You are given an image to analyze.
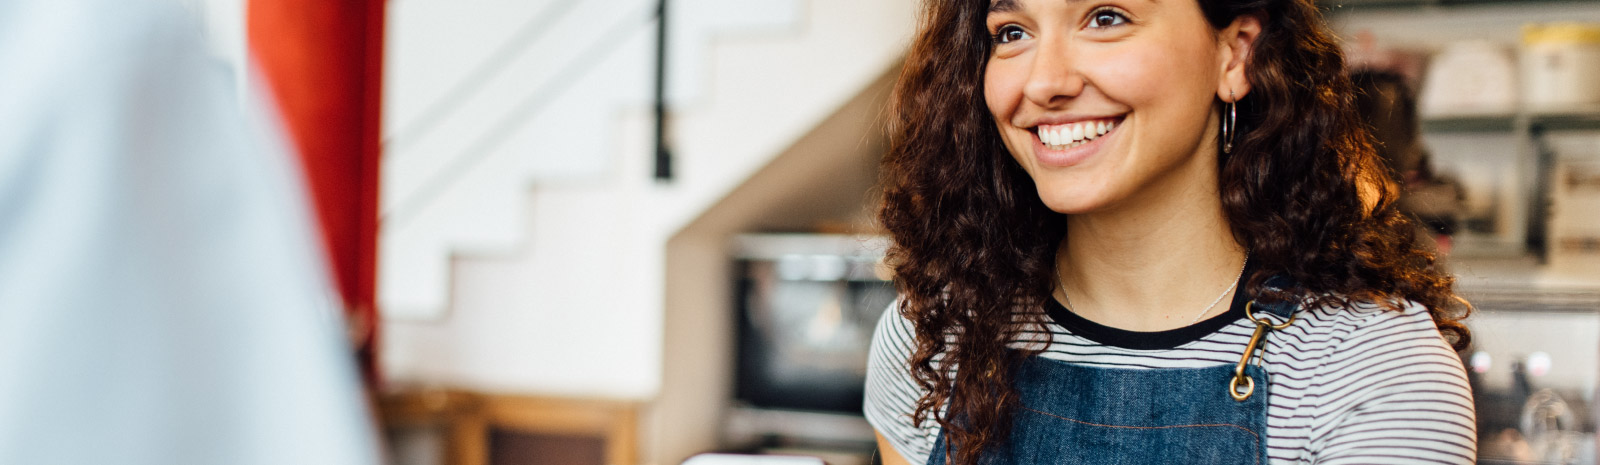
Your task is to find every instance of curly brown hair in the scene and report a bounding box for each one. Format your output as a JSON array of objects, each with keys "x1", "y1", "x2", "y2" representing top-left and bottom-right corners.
[{"x1": 876, "y1": 0, "x2": 1472, "y2": 463}]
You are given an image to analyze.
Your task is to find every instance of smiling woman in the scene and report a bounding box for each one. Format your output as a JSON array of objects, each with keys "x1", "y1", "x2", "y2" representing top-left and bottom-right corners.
[{"x1": 865, "y1": 0, "x2": 1475, "y2": 464}]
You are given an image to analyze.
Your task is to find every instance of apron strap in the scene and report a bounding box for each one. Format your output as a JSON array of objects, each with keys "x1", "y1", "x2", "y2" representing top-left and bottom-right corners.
[
  {"x1": 1229, "y1": 275, "x2": 1303, "y2": 401},
  {"x1": 1249, "y1": 274, "x2": 1302, "y2": 321}
]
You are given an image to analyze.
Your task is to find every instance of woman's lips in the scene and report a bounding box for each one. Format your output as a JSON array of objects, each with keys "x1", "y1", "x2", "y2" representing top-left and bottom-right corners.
[{"x1": 1031, "y1": 117, "x2": 1121, "y2": 167}]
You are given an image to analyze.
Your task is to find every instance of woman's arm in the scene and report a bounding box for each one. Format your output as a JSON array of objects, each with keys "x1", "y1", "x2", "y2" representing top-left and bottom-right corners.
[
  {"x1": 865, "y1": 303, "x2": 935, "y2": 465},
  {"x1": 876, "y1": 431, "x2": 914, "y2": 465}
]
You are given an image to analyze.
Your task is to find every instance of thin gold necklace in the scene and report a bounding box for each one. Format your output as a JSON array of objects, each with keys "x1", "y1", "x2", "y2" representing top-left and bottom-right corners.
[{"x1": 1055, "y1": 256, "x2": 1248, "y2": 326}]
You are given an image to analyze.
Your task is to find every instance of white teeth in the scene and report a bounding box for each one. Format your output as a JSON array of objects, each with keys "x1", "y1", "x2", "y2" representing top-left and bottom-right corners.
[{"x1": 1040, "y1": 119, "x2": 1117, "y2": 148}]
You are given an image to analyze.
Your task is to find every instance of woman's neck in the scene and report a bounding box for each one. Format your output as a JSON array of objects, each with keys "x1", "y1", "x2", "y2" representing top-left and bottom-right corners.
[{"x1": 1055, "y1": 173, "x2": 1246, "y2": 332}]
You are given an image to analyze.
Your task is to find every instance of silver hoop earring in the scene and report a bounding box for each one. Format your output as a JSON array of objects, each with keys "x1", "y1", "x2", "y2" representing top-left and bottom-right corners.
[{"x1": 1222, "y1": 91, "x2": 1236, "y2": 154}]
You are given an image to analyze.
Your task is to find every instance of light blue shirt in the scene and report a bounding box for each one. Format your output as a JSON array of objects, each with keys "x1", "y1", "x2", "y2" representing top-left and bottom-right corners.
[{"x1": 0, "y1": 1, "x2": 380, "y2": 463}]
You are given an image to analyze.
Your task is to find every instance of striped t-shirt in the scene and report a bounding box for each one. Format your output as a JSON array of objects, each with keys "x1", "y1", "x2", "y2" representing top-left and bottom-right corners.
[{"x1": 863, "y1": 292, "x2": 1476, "y2": 464}]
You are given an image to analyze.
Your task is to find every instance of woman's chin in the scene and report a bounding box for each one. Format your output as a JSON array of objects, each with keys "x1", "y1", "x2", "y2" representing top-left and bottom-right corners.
[{"x1": 1036, "y1": 187, "x2": 1111, "y2": 215}]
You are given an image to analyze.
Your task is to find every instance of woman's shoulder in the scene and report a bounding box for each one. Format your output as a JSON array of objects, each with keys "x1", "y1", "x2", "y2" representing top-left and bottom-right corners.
[
  {"x1": 1287, "y1": 299, "x2": 1476, "y2": 461},
  {"x1": 1288, "y1": 297, "x2": 1449, "y2": 342},
  {"x1": 1274, "y1": 297, "x2": 1465, "y2": 385},
  {"x1": 1286, "y1": 297, "x2": 1470, "y2": 408}
]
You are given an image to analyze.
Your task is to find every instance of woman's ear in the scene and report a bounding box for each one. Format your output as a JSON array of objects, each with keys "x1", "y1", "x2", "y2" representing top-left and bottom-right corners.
[{"x1": 1217, "y1": 13, "x2": 1263, "y2": 101}]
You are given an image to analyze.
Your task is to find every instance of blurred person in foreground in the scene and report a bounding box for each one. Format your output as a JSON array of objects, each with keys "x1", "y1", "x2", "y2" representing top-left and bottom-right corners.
[{"x1": 0, "y1": 1, "x2": 380, "y2": 464}]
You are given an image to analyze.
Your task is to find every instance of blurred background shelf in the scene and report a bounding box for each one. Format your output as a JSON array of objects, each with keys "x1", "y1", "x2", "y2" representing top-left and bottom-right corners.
[{"x1": 1425, "y1": 105, "x2": 1600, "y2": 133}]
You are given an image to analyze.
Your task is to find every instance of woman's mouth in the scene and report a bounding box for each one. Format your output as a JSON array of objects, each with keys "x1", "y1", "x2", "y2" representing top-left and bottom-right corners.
[
  {"x1": 1034, "y1": 117, "x2": 1120, "y2": 151},
  {"x1": 1027, "y1": 116, "x2": 1123, "y2": 168}
]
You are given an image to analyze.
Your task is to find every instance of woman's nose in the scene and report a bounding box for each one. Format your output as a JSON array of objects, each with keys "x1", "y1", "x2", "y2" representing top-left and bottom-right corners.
[{"x1": 1022, "y1": 39, "x2": 1085, "y2": 108}]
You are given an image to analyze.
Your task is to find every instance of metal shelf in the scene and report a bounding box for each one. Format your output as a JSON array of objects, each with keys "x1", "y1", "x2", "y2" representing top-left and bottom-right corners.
[
  {"x1": 1424, "y1": 105, "x2": 1600, "y2": 133},
  {"x1": 1422, "y1": 112, "x2": 1519, "y2": 133},
  {"x1": 1460, "y1": 286, "x2": 1600, "y2": 313}
]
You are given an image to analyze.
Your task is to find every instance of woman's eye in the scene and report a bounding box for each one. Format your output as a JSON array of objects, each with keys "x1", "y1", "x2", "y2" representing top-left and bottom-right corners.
[
  {"x1": 1087, "y1": 10, "x2": 1128, "y2": 28},
  {"x1": 992, "y1": 24, "x2": 1031, "y2": 44}
]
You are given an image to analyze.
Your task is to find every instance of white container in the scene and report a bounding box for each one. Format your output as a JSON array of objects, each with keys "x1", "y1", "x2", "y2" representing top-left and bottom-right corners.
[
  {"x1": 1543, "y1": 134, "x2": 1600, "y2": 278},
  {"x1": 1521, "y1": 23, "x2": 1600, "y2": 109},
  {"x1": 1548, "y1": 158, "x2": 1600, "y2": 277},
  {"x1": 1420, "y1": 41, "x2": 1519, "y2": 117}
]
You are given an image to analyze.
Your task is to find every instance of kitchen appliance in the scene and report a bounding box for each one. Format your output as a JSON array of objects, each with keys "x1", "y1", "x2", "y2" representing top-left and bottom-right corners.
[{"x1": 725, "y1": 234, "x2": 894, "y2": 452}]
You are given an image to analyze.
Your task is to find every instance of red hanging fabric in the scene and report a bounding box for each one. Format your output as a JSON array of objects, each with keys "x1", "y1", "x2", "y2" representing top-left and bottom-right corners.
[{"x1": 248, "y1": 0, "x2": 386, "y2": 385}]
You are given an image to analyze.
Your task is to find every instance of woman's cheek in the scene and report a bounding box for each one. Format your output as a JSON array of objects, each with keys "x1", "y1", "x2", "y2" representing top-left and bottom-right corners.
[
  {"x1": 984, "y1": 61, "x2": 1032, "y2": 160},
  {"x1": 1083, "y1": 48, "x2": 1160, "y2": 104},
  {"x1": 984, "y1": 62, "x2": 1024, "y2": 125}
]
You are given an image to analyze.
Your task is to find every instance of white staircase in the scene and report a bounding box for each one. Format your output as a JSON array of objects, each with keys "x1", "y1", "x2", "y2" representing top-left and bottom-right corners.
[
  {"x1": 379, "y1": 0, "x2": 913, "y2": 462},
  {"x1": 379, "y1": 0, "x2": 908, "y2": 318}
]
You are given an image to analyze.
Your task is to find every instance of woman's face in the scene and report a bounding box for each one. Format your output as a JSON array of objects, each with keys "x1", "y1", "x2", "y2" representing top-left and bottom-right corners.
[{"x1": 984, "y1": 0, "x2": 1244, "y2": 214}]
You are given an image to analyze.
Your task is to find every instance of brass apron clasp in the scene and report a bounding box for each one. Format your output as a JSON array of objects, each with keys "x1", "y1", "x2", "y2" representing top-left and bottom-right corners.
[{"x1": 1229, "y1": 301, "x2": 1296, "y2": 401}]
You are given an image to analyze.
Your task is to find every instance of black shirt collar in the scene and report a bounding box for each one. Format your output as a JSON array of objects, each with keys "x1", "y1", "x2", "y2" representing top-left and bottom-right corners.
[{"x1": 1043, "y1": 264, "x2": 1256, "y2": 351}]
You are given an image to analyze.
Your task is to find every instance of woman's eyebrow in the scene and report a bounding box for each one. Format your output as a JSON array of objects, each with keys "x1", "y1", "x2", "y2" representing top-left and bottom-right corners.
[{"x1": 989, "y1": 0, "x2": 1020, "y2": 13}]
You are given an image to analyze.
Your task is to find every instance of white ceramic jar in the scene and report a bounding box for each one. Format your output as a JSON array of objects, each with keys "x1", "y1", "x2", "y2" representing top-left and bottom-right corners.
[{"x1": 1419, "y1": 41, "x2": 1519, "y2": 116}]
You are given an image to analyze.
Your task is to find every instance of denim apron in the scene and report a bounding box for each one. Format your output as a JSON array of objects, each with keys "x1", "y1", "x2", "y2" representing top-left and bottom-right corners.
[{"x1": 926, "y1": 297, "x2": 1299, "y2": 465}]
